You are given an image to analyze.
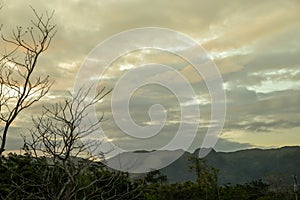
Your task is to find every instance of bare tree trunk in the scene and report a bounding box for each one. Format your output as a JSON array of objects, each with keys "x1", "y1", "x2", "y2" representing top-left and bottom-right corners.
[{"x1": 0, "y1": 7, "x2": 56, "y2": 154}]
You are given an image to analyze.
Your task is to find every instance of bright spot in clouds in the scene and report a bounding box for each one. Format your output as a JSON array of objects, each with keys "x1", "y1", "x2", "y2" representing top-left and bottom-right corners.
[{"x1": 1, "y1": 0, "x2": 300, "y2": 152}]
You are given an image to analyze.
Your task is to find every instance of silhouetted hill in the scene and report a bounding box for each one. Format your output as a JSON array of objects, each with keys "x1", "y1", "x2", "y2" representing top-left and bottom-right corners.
[
  {"x1": 109, "y1": 146, "x2": 300, "y2": 185},
  {"x1": 160, "y1": 146, "x2": 300, "y2": 184}
]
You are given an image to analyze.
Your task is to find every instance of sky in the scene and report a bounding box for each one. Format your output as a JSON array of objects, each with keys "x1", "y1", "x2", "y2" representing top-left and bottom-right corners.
[{"x1": 0, "y1": 0, "x2": 300, "y2": 153}]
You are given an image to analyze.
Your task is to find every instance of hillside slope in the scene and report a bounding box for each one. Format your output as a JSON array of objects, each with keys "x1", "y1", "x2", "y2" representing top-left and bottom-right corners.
[{"x1": 160, "y1": 146, "x2": 300, "y2": 184}]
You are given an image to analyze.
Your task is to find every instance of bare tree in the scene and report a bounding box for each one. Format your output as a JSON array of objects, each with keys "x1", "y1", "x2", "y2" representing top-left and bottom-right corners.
[
  {"x1": 23, "y1": 87, "x2": 111, "y2": 161},
  {"x1": 19, "y1": 87, "x2": 141, "y2": 199},
  {"x1": 0, "y1": 7, "x2": 56, "y2": 155}
]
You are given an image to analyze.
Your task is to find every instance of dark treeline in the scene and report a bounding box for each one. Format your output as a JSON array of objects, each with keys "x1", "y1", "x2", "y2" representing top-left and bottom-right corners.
[
  {"x1": 0, "y1": 153, "x2": 298, "y2": 200},
  {"x1": 0, "y1": 7, "x2": 299, "y2": 200}
]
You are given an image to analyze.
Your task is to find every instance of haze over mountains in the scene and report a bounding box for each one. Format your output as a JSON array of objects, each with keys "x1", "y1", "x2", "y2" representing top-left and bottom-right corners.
[
  {"x1": 109, "y1": 146, "x2": 300, "y2": 185},
  {"x1": 163, "y1": 146, "x2": 300, "y2": 184}
]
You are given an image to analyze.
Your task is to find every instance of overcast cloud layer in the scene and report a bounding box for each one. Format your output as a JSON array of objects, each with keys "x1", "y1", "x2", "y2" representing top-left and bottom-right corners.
[{"x1": 0, "y1": 0, "x2": 299, "y2": 153}]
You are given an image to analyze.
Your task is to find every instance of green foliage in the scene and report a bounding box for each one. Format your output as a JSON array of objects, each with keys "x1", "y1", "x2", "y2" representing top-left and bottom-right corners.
[
  {"x1": 141, "y1": 156, "x2": 295, "y2": 200},
  {"x1": 188, "y1": 155, "x2": 220, "y2": 199},
  {"x1": 144, "y1": 169, "x2": 168, "y2": 185},
  {"x1": 0, "y1": 154, "x2": 296, "y2": 199},
  {"x1": 0, "y1": 154, "x2": 141, "y2": 199},
  {"x1": 159, "y1": 147, "x2": 300, "y2": 184},
  {"x1": 219, "y1": 180, "x2": 270, "y2": 200}
]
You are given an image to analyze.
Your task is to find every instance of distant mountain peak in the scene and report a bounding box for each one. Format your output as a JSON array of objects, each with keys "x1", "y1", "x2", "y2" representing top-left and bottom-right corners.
[{"x1": 193, "y1": 147, "x2": 216, "y2": 156}]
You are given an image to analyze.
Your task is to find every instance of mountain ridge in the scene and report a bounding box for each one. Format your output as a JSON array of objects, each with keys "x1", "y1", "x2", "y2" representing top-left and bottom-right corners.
[
  {"x1": 161, "y1": 146, "x2": 300, "y2": 184},
  {"x1": 111, "y1": 146, "x2": 300, "y2": 184}
]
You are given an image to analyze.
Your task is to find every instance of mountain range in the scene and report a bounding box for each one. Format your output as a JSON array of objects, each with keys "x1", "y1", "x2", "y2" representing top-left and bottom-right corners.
[
  {"x1": 108, "y1": 146, "x2": 300, "y2": 185},
  {"x1": 161, "y1": 146, "x2": 300, "y2": 184}
]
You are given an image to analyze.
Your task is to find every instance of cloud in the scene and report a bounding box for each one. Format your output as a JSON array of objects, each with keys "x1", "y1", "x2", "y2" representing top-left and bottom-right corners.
[
  {"x1": 214, "y1": 138, "x2": 254, "y2": 152},
  {"x1": 1, "y1": 0, "x2": 300, "y2": 152}
]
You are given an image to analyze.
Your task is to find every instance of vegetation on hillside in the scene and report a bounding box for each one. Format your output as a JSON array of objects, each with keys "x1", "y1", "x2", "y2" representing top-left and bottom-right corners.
[
  {"x1": 0, "y1": 7, "x2": 299, "y2": 200},
  {"x1": 0, "y1": 153, "x2": 298, "y2": 199}
]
